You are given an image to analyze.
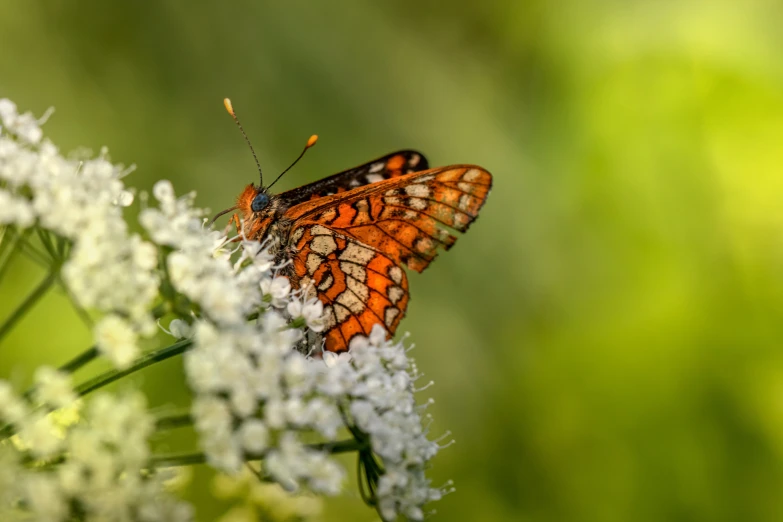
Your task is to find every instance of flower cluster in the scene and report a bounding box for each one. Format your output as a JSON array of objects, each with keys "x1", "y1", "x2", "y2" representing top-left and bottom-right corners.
[
  {"x1": 0, "y1": 99, "x2": 158, "y2": 368},
  {"x1": 0, "y1": 98, "x2": 451, "y2": 521},
  {"x1": 0, "y1": 370, "x2": 192, "y2": 522}
]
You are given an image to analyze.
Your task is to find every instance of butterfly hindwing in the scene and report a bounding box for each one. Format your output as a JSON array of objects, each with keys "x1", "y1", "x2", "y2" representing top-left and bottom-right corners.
[
  {"x1": 279, "y1": 150, "x2": 428, "y2": 206},
  {"x1": 290, "y1": 225, "x2": 409, "y2": 353},
  {"x1": 286, "y1": 165, "x2": 492, "y2": 352}
]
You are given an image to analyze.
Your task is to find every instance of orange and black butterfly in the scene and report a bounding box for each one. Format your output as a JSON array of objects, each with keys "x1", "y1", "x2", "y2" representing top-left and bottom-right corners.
[{"x1": 216, "y1": 99, "x2": 492, "y2": 353}]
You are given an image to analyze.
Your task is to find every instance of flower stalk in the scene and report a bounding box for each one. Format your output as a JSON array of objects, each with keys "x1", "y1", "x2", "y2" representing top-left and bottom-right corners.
[
  {"x1": 0, "y1": 268, "x2": 58, "y2": 344},
  {"x1": 150, "y1": 438, "x2": 366, "y2": 469},
  {"x1": 74, "y1": 339, "x2": 193, "y2": 396}
]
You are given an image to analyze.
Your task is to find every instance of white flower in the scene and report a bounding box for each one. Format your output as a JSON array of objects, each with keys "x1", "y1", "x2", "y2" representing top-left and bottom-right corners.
[
  {"x1": 261, "y1": 276, "x2": 292, "y2": 308},
  {"x1": 33, "y1": 366, "x2": 76, "y2": 408},
  {"x1": 0, "y1": 98, "x2": 17, "y2": 126},
  {"x1": 94, "y1": 314, "x2": 139, "y2": 368},
  {"x1": 287, "y1": 295, "x2": 325, "y2": 332},
  {"x1": 322, "y1": 350, "x2": 351, "y2": 369},
  {"x1": 24, "y1": 474, "x2": 67, "y2": 521},
  {"x1": 18, "y1": 411, "x2": 63, "y2": 458},
  {"x1": 265, "y1": 434, "x2": 344, "y2": 495},
  {"x1": 238, "y1": 419, "x2": 269, "y2": 454},
  {"x1": 152, "y1": 179, "x2": 175, "y2": 202},
  {"x1": 168, "y1": 318, "x2": 193, "y2": 339},
  {"x1": 0, "y1": 189, "x2": 35, "y2": 227},
  {"x1": 0, "y1": 380, "x2": 28, "y2": 423}
]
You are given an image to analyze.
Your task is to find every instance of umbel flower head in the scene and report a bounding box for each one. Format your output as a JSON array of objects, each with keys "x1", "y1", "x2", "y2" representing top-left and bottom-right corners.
[{"x1": 0, "y1": 98, "x2": 452, "y2": 521}]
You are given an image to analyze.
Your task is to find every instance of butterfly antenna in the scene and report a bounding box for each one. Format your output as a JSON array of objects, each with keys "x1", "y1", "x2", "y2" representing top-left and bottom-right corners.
[
  {"x1": 266, "y1": 134, "x2": 318, "y2": 191},
  {"x1": 224, "y1": 98, "x2": 264, "y2": 186}
]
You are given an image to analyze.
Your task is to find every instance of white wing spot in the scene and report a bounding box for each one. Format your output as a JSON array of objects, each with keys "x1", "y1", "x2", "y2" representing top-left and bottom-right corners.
[
  {"x1": 389, "y1": 266, "x2": 403, "y2": 285},
  {"x1": 346, "y1": 276, "x2": 369, "y2": 301},
  {"x1": 405, "y1": 209, "x2": 418, "y2": 219},
  {"x1": 311, "y1": 235, "x2": 337, "y2": 256},
  {"x1": 454, "y1": 213, "x2": 470, "y2": 228},
  {"x1": 410, "y1": 198, "x2": 427, "y2": 211},
  {"x1": 334, "y1": 303, "x2": 350, "y2": 323},
  {"x1": 369, "y1": 162, "x2": 385, "y2": 173},
  {"x1": 458, "y1": 182, "x2": 472, "y2": 193},
  {"x1": 311, "y1": 225, "x2": 333, "y2": 236},
  {"x1": 306, "y1": 253, "x2": 322, "y2": 275},
  {"x1": 463, "y1": 168, "x2": 482, "y2": 182},
  {"x1": 323, "y1": 306, "x2": 336, "y2": 329},
  {"x1": 418, "y1": 174, "x2": 435, "y2": 182},
  {"x1": 291, "y1": 228, "x2": 305, "y2": 244},
  {"x1": 405, "y1": 184, "x2": 430, "y2": 198},
  {"x1": 340, "y1": 261, "x2": 367, "y2": 282},
  {"x1": 385, "y1": 307, "x2": 400, "y2": 327},
  {"x1": 303, "y1": 282, "x2": 317, "y2": 300},
  {"x1": 349, "y1": 179, "x2": 360, "y2": 187},
  {"x1": 339, "y1": 242, "x2": 375, "y2": 264},
  {"x1": 320, "y1": 208, "x2": 337, "y2": 222},
  {"x1": 416, "y1": 237, "x2": 434, "y2": 253},
  {"x1": 366, "y1": 174, "x2": 384, "y2": 183},
  {"x1": 388, "y1": 285, "x2": 404, "y2": 304},
  {"x1": 410, "y1": 154, "x2": 421, "y2": 167},
  {"x1": 458, "y1": 194, "x2": 471, "y2": 211},
  {"x1": 384, "y1": 196, "x2": 402, "y2": 206},
  {"x1": 336, "y1": 291, "x2": 365, "y2": 314}
]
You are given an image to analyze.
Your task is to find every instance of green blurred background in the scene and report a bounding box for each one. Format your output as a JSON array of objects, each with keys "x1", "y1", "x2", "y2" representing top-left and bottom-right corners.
[{"x1": 3, "y1": 1, "x2": 783, "y2": 521}]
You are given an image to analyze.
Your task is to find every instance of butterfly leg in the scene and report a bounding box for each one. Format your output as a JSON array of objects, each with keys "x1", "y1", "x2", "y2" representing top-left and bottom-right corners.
[{"x1": 224, "y1": 213, "x2": 242, "y2": 241}]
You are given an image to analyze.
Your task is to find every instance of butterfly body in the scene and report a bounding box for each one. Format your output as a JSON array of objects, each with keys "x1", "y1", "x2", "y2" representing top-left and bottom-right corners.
[{"x1": 235, "y1": 151, "x2": 492, "y2": 352}]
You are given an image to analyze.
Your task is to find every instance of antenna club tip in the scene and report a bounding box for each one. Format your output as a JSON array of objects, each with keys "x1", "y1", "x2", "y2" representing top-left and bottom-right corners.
[
  {"x1": 223, "y1": 98, "x2": 235, "y2": 116},
  {"x1": 307, "y1": 134, "x2": 318, "y2": 148}
]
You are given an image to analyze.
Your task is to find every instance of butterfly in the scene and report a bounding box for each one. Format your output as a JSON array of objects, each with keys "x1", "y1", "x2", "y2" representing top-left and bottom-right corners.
[{"x1": 216, "y1": 99, "x2": 492, "y2": 353}]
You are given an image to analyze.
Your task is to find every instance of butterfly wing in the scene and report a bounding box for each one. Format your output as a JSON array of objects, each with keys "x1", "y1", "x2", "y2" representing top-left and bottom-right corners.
[
  {"x1": 278, "y1": 150, "x2": 428, "y2": 206},
  {"x1": 291, "y1": 225, "x2": 410, "y2": 352},
  {"x1": 286, "y1": 165, "x2": 492, "y2": 352}
]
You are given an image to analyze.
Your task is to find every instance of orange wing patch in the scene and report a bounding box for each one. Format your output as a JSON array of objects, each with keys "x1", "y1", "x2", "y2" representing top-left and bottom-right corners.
[
  {"x1": 288, "y1": 166, "x2": 492, "y2": 273},
  {"x1": 290, "y1": 225, "x2": 409, "y2": 353}
]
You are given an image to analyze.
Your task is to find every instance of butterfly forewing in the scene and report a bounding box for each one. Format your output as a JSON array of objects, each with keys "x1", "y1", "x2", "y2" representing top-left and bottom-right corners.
[
  {"x1": 279, "y1": 150, "x2": 428, "y2": 206},
  {"x1": 286, "y1": 165, "x2": 492, "y2": 351}
]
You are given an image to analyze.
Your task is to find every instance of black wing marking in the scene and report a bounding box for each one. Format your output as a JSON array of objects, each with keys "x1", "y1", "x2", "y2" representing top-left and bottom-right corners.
[{"x1": 279, "y1": 150, "x2": 428, "y2": 206}]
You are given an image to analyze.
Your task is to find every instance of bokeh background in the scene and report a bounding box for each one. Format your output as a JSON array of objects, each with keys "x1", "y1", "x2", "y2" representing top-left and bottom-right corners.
[{"x1": 2, "y1": 1, "x2": 783, "y2": 521}]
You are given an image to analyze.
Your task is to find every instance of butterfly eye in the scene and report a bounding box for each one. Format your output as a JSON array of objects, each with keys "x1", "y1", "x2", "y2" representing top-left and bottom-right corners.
[{"x1": 251, "y1": 192, "x2": 270, "y2": 212}]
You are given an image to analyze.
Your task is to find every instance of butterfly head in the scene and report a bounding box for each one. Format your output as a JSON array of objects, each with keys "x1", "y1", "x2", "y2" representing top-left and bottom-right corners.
[
  {"x1": 237, "y1": 184, "x2": 276, "y2": 218},
  {"x1": 250, "y1": 190, "x2": 270, "y2": 212},
  {"x1": 211, "y1": 99, "x2": 318, "y2": 238}
]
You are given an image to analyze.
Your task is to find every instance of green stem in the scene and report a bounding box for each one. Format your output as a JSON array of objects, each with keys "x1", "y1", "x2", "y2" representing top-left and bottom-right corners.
[
  {"x1": 149, "y1": 438, "x2": 366, "y2": 469},
  {"x1": 0, "y1": 271, "x2": 58, "y2": 345},
  {"x1": 154, "y1": 411, "x2": 193, "y2": 431},
  {"x1": 0, "y1": 227, "x2": 23, "y2": 282},
  {"x1": 74, "y1": 339, "x2": 193, "y2": 397},
  {"x1": 18, "y1": 239, "x2": 50, "y2": 267},
  {"x1": 35, "y1": 228, "x2": 57, "y2": 261},
  {"x1": 58, "y1": 346, "x2": 100, "y2": 374},
  {"x1": 0, "y1": 339, "x2": 193, "y2": 441},
  {"x1": 19, "y1": 346, "x2": 100, "y2": 402}
]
